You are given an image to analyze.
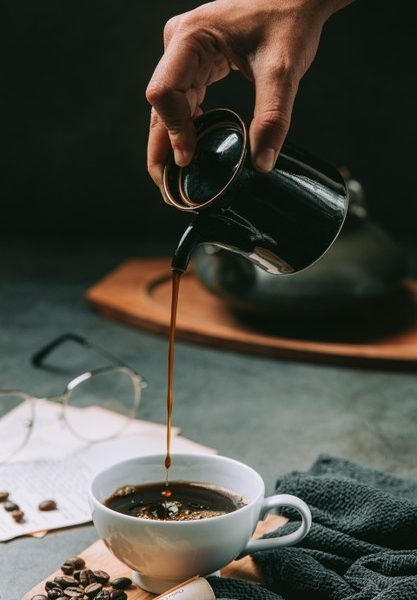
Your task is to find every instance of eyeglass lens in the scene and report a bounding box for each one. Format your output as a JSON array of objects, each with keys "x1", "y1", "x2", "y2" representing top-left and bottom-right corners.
[
  {"x1": 64, "y1": 369, "x2": 139, "y2": 442},
  {"x1": 0, "y1": 393, "x2": 33, "y2": 462}
]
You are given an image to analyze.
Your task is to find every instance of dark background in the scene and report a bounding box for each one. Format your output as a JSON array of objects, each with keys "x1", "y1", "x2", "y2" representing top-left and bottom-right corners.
[{"x1": 1, "y1": 0, "x2": 416, "y2": 241}]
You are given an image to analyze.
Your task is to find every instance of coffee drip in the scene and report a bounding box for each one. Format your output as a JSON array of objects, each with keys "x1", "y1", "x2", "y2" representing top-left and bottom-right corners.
[{"x1": 164, "y1": 269, "x2": 181, "y2": 488}]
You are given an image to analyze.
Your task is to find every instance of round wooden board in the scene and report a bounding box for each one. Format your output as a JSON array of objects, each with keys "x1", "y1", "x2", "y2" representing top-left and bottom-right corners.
[{"x1": 86, "y1": 258, "x2": 417, "y2": 370}]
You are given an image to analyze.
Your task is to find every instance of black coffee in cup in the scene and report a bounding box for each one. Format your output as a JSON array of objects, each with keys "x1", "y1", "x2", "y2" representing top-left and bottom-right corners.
[{"x1": 104, "y1": 481, "x2": 245, "y2": 521}]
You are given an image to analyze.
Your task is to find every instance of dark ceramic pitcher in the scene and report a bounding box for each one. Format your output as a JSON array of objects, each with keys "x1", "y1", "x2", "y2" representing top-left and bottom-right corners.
[{"x1": 162, "y1": 108, "x2": 349, "y2": 274}]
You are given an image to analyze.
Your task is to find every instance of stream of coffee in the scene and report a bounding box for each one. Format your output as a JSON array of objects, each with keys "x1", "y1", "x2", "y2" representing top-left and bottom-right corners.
[{"x1": 163, "y1": 269, "x2": 182, "y2": 497}]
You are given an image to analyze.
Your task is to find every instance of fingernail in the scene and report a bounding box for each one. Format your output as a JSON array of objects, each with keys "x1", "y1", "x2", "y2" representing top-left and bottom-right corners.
[
  {"x1": 254, "y1": 148, "x2": 276, "y2": 173},
  {"x1": 174, "y1": 147, "x2": 187, "y2": 167}
]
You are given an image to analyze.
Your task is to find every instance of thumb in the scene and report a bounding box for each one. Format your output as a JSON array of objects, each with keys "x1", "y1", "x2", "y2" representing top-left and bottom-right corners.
[{"x1": 250, "y1": 64, "x2": 299, "y2": 173}]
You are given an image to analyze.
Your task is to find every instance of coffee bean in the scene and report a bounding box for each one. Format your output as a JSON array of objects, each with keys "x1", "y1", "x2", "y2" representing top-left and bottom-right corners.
[
  {"x1": 39, "y1": 499, "x2": 57, "y2": 511},
  {"x1": 110, "y1": 578, "x2": 131, "y2": 591},
  {"x1": 11, "y1": 509, "x2": 25, "y2": 522},
  {"x1": 67, "y1": 556, "x2": 86, "y2": 570},
  {"x1": 54, "y1": 575, "x2": 78, "y2": 589},
  {"x1": 109, "y1": 591, "x2": 127, "y2": 600},
  {"x1": 61, "y1": 563, "x2": 74, "y2": 575},
  {"x1": 63, "y1": 587, "x2": 84, "y2": 598},
  {"x1": 48, "y1": 590, "x2": 65, "y2": 600},
  {"x1": 45, "y1": 581, "x2": 59, "y2": 592},
  {"x1": 73, "y1": 571, "x2": 81, "y2": 582},
  {"x1": 79, "y1": 569, "x2": 96, "y2": 587},
  {"x1": 31, "y1": 595, "x2": 48, "y2": 600},
  {"x1": 84, "y1": 583, "x2": 102, "y2": 598},
  {"x1": 95, "y1": 592, "x2": 110, "y2": 600},
  {"x1": 0, "y1": 491, "x2": 9, "y2": 502},
  {"x1": 92, "y1": 571, "x2": 110, "y2": 585},
  {"x1": 4, "y1": 501, "x2": 19, "y2": 512}
]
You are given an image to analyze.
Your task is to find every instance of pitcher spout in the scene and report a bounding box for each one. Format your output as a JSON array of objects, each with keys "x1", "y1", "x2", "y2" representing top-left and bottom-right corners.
[
  {"x1": 171, "y1": 214, "x2": 243, "y2": 272},
  {"x1": 171, "y1": 221, "x2": 204, "y2": 272}
]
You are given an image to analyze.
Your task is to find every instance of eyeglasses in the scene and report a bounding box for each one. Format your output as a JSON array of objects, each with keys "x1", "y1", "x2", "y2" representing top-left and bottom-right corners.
[{"x1": 0, "y1": 333, "x2": 147, "y2": 463}]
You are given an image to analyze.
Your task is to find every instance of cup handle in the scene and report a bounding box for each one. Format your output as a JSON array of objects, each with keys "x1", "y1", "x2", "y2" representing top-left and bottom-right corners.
[{"x1": 238, "y1": 494, "x2": 312, "y2": 558}]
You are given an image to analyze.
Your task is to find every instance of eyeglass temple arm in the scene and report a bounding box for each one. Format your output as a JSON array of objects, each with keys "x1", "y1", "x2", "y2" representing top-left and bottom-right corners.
[{"x1": 31, "y1": 333, "x2": 128, "y2": 369}]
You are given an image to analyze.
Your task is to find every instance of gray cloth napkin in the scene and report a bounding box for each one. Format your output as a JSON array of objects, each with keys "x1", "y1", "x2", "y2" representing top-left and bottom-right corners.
[{"x1": 207, "y1": 454, "x2": 417, "y2": 599}]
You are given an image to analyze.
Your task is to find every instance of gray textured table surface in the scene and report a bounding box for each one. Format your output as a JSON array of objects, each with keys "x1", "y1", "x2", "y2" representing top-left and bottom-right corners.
[{"x1": 1, "y1": 236, "x2": 417, "y2": 599}]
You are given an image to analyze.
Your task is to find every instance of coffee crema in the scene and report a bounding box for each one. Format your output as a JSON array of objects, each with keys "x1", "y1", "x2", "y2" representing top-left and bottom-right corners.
[{"x1": 104, "y1": 481, "x2": 246, "y2": 521}]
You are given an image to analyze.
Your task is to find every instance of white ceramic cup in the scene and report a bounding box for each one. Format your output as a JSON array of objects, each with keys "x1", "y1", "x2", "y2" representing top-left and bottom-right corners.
[{"x1": 89, "y1": 453, "x2": 312, "y2": 594}]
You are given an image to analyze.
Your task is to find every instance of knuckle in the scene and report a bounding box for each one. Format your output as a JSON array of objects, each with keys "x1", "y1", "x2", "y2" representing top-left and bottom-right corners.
[
  {"x1": 163, "y1": 15, "x2": 180, "y2": 41},
  {"x1": 267, "y1": 60, "x2": 297, "y2": 84},
  {"x1": 146, "y1": 81, "x2": 167, "y2": 105},
  {"x1": 260, "y1": 108, "x2": 290, "y2": 131},
  {"x1": 168, "y1": 123, "x2": 186, "y2": 137},
  {"x1": 149, "y1": 111, "x2": 160, "y2": 130},
  {"x1": 178, "y1": 10, "x2": 200, "y2": 30}
]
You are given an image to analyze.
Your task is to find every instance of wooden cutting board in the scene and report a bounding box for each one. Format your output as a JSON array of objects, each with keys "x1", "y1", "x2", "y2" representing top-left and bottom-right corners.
[
  {"x1": 86, "y1": 258, "x2": 417, "y2": 369},
  {"x1": 24, "y1": 515, "x2": 285, "y2": 599}
]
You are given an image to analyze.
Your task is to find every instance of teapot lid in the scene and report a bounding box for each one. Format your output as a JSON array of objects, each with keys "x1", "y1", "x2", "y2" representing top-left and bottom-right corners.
[{"x1": 162, "y1": 109, "x2": 248, "y2": 211}]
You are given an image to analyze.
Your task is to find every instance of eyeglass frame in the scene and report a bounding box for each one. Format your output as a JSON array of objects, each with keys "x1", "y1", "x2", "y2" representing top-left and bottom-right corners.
[{"x1": 0, "y1": 333, "x2": 147, "y2": 461}]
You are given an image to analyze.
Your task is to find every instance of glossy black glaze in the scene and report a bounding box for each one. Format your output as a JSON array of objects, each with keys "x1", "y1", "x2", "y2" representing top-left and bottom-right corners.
[
  {"x1": 163, "y1": 109, "x2": 348, "y2": 274},
  {"x1": 193, "y1": 211, "x2": 406, "y2": 321}
]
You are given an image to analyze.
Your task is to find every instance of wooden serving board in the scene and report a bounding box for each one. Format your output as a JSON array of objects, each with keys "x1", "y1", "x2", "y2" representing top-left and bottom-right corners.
[
  {"x1": 86, "y1": 258, "x2": 417, "y2": 369},
  {"x1": 24, "y1": 515, "x2": 285, "y2": 599}
]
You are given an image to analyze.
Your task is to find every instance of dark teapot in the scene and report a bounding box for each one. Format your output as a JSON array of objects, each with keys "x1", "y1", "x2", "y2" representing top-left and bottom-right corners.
[{"x1": 192, "y1": 177, "x2": 405, "y2": 323}]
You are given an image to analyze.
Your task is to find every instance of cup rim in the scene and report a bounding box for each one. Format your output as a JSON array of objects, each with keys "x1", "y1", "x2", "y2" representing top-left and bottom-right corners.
[{"x1": 89, "y1": 453, "x2": 265, "y2": 526}]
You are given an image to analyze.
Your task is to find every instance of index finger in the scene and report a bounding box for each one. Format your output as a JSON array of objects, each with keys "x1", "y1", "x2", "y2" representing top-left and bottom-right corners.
[
  {"x1": 146, "y1": 41, "x2": 201, "y2": 166},
  {"x1": 147, "y1": 108, "x2": 171, "y2": 188}
]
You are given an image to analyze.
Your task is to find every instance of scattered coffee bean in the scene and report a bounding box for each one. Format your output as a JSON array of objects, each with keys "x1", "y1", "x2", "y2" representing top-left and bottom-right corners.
[
  {"x1": 63, "y1": 587, "x2": 84, "y2": 598},
  {"x1": 85, "y1": 583, "x2": 103, "y2": 598},
  {"x1": 110, "y1": 577, "x2": 131, "y2": 591},
  {"x1": 0, "y1": 491, "x2": 9, "y2": 502},
  {"x1": 79, "y1": 569, "x2": 96, "y2": 587},
  {"x1": 93, "y1": 571, "x2": 110, "y2": 585},
  {"x1": 39, "y1": 499, "x2": 58, "y2": 511},
  {"x1": 48, "y1": 590, "x2": 64, "y2": 600},
  {"x1": 61, "y1": 563, "x2": 74, "y2": 575},
  {"x1": 54, "y1": 575, "x2": 78, "y2": 589},
  {"x1": 62, "y1": 556, "x2": 85, "y2": 570},
  {"x1": 44, "y1": 556, "x2": 133, "y2": 600},
  {"x1": 45, "y1": 581, "x2": 59, "y2": 592},
  {"x1": 4, "y1": 500, "x2": 19, "y2": 512},
  {"x1": 11, "y1": 509, "x2": 25, "y2": 522},
  {"x1": 109, "y1": 591, "x2": 127, "y2": 600}
]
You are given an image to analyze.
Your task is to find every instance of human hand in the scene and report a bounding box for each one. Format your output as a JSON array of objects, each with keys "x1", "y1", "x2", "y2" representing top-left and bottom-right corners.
[{"x1": 146, "y1": 0, "x2": 352, "y2": 187}]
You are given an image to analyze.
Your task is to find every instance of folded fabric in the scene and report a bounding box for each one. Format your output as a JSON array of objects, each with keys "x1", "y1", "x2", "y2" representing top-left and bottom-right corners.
[{"x1": 208, "y1": 454, "x2": 417, "y2": 600}]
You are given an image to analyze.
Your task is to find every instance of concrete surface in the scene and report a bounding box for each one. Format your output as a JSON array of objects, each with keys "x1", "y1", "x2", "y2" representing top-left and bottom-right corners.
[{"x1": 1, "y1": 236, "x2": 417, "y2": 598}]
